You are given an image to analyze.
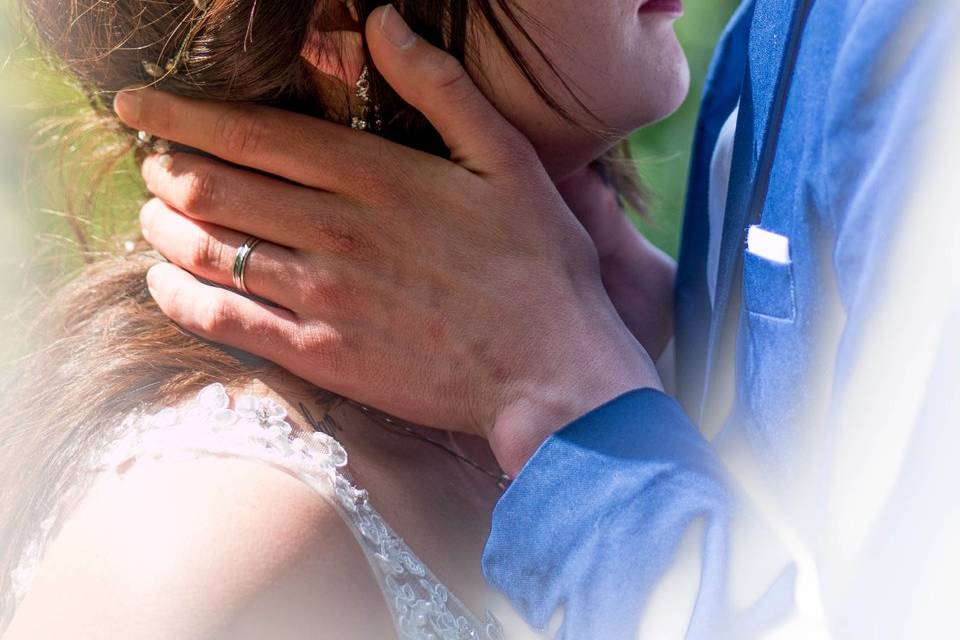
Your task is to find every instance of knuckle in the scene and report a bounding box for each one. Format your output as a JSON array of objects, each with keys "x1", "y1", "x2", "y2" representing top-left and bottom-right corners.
[
  {"x1": 197, "y1": 292, "x2": 237, "y2": 336},
  {"x1": 185, "y1": 230, "x2": 227, "y2": 273},
  {"x1": 430, "y1": 54, "x2": 471, "y2": 96},
  {"x1": 180, "y1": 168, "x2": 220, "y2": 214},
  {"x1": 216, "y1": 107, "x2": 266, "y2": 157}
]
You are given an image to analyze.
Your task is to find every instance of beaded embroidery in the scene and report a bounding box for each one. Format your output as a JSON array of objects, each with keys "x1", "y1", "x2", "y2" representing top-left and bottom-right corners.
[{"x1": 8, "y1": 383, "x2": 504, "y2": 640}]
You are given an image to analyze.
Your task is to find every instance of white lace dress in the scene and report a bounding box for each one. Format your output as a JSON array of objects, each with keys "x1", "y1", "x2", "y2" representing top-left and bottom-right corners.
[{"x1": 7, "y1": 383, "x2": 505, "y2": 640}]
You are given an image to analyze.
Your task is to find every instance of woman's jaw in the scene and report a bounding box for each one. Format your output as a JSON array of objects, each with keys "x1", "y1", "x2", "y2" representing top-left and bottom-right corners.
[
  {"x1": 300, "y1": 2, "x2": 691, "y2": 183},
  {"x1": 466, "y1": 1, "x2": 691, "y2": 181}
]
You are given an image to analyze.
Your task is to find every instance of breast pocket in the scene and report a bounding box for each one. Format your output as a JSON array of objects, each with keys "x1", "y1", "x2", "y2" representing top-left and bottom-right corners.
[{"x1": 742, "y1": 227, "x2": 797, "y2": 321}]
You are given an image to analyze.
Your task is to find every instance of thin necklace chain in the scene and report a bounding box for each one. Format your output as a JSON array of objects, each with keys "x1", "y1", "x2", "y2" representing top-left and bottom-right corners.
[{"x1": 298, "y1": 402, "x2": 511, "y2": 491}]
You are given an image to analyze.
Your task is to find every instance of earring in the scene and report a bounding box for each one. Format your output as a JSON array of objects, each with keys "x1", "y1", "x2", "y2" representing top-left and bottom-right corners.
[{"x1": 351, "y1": 65, "x2": 383, "y2": 132}]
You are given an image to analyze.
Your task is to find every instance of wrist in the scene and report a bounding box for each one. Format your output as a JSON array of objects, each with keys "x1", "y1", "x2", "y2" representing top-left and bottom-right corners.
[{"x1": 487, "y1": 328, "x2": 661, "y2": 476}]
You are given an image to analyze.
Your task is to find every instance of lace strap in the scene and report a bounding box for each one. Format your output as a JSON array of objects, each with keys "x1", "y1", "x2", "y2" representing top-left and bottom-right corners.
[{"x1": 9, "y1": 383, "x2": 504, "y2": 640}]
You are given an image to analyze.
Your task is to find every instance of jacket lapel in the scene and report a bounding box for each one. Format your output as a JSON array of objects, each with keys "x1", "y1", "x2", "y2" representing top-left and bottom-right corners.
[
  {"x1": 675, "y1": 0, "x2": 756, "y2": 421},
  {"x1": 698, "y1": 0, "x2": 802, "y2": 432}
]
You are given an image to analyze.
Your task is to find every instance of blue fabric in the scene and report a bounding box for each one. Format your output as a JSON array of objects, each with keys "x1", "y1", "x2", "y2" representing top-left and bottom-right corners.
[
  {"x1": 483, "y1": 0, "x2": 960, "y2": 637},
  {"x1": 484, "y1": 389, "x2": 728, "y2": 639},
  {"x1": 674, "y1": 0, "x2": 755, "y2": 421}
]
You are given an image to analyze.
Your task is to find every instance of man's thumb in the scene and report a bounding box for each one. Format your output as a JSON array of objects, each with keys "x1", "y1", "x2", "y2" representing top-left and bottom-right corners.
[{"x1": 365, "y1": 4, "x2": 532, "y2": 173}]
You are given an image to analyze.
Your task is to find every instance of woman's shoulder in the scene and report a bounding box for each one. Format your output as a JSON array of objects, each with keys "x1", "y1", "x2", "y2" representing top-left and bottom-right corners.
[
  {"x1": 4, "y1": 451, "x2": 395, "y2": 639},
  {"x1": 93, "y1": 382, "x2": 346, "y2": 473}
]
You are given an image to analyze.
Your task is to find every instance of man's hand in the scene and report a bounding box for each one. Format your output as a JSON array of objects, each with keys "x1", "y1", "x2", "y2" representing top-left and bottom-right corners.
[{"x1": 116, "y1": 5, "x2": 661, "y2": 475}]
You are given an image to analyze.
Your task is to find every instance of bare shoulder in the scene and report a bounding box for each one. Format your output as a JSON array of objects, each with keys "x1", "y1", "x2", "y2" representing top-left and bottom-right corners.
[{"x1": 4, "y1": 455, "x2": 395, "y2": 640}]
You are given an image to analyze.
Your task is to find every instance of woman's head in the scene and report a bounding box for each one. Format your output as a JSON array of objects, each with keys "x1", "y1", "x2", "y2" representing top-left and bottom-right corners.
[{"x1": 23, "y1": 0, "x2": 688, "y2": 178}]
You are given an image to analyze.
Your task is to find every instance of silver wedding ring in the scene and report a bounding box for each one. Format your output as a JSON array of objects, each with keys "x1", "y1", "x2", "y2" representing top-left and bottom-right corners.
[{"x1": 232, "y1": 236, "x2": 262, "y2": 294}]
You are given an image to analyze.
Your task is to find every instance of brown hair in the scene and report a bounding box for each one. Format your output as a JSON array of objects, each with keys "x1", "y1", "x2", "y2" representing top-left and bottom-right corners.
[{"x1": 0, "y1": 0, "x2": 645, "y2": 625}]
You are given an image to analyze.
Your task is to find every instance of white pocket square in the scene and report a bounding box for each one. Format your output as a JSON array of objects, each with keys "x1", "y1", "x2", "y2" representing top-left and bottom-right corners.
[{"x1": 747, "y1": 225, "x2": 791, "y2": 265}]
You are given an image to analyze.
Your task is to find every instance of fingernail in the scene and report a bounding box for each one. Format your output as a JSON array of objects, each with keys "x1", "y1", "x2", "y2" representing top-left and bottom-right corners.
[
  {"x1": 156, "y1": 154, "x2": 173, "y2": 170},
  {"x1": 145, "y1": 264, "x2": 162, "y2": 297},
  {"x1": 380, "y1": 5, "x2": 416, "y2": 50},
  {"x1": 114, "y1": 89, "x2": 142, "y2": 120}
]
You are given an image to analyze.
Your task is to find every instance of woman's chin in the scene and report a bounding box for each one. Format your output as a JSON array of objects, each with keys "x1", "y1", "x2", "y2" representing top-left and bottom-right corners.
[
  {"x1": 637, "y1": 47, "x2": 691, "y2": 127},
  {"x1": 537, "y1": 72, "x2": 691, "y2": 182},
  {"x1": 657, "y1": 64, "x2": 691, "y2": 124},
  {"x1": 518, "y1": 38, "x2": 691, "y2": 181}
]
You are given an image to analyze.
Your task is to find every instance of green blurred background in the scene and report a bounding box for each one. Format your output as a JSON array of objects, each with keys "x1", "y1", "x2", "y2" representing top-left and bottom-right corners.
[{"x1": 0, "y1": 1, "x2": 739, "y2": 344}]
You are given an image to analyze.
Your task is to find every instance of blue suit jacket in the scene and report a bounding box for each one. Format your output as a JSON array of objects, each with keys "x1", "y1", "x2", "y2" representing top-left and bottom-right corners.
[{"x1": 483, "y1": 1, "x2": 960, "y2": 637}]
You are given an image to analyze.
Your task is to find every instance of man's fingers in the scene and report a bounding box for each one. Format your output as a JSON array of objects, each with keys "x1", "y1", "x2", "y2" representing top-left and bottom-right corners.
[
  {"x1": 140, "y1": 198, "x2": 302, "y2": 308},
  {"x1": 145, "y1": 261, "x2": 305, "y2": 357},
  {"x1": 114, "y1": 88, "x2": 394, "y2": 192},
  {"x1": 146, "y1": 262, "x2": 356, "y2": 399},
  {"x1": 114, "y1": 5, "x2": 533, "y2": 189},
  {"x1": 366, "y1": 4, "x2": 535, "y2": 173},
  {"x1": 141, "y1": 153, "x2": 362, "y2": 250}
]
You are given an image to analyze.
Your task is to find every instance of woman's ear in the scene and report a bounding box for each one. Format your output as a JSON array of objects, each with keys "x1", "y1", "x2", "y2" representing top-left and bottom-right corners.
[{"x1": 301, "y1": 28, "x2": 365, "y2": 88}]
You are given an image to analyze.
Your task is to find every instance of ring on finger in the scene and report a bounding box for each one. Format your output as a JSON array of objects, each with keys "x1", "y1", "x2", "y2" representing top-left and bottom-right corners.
[{"x1": 232, "y1": 235, "x2": 262, "y2": 294}]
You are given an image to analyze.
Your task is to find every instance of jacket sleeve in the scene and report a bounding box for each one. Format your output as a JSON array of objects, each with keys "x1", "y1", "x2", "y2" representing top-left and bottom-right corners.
[{"x1": 481, "y1": 390, "x2": 796, "y2": 639}]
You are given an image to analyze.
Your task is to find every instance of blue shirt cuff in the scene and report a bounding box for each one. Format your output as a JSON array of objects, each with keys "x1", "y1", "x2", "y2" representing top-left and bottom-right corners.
[{"x1": 482, "y1": 388, "x2": 729, "y2": 638}]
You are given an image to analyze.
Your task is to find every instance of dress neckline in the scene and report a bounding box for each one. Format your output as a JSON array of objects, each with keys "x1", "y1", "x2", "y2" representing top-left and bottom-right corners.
[{"x1": 8, "y1": 382, "x2": 505, "y2": 640}]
